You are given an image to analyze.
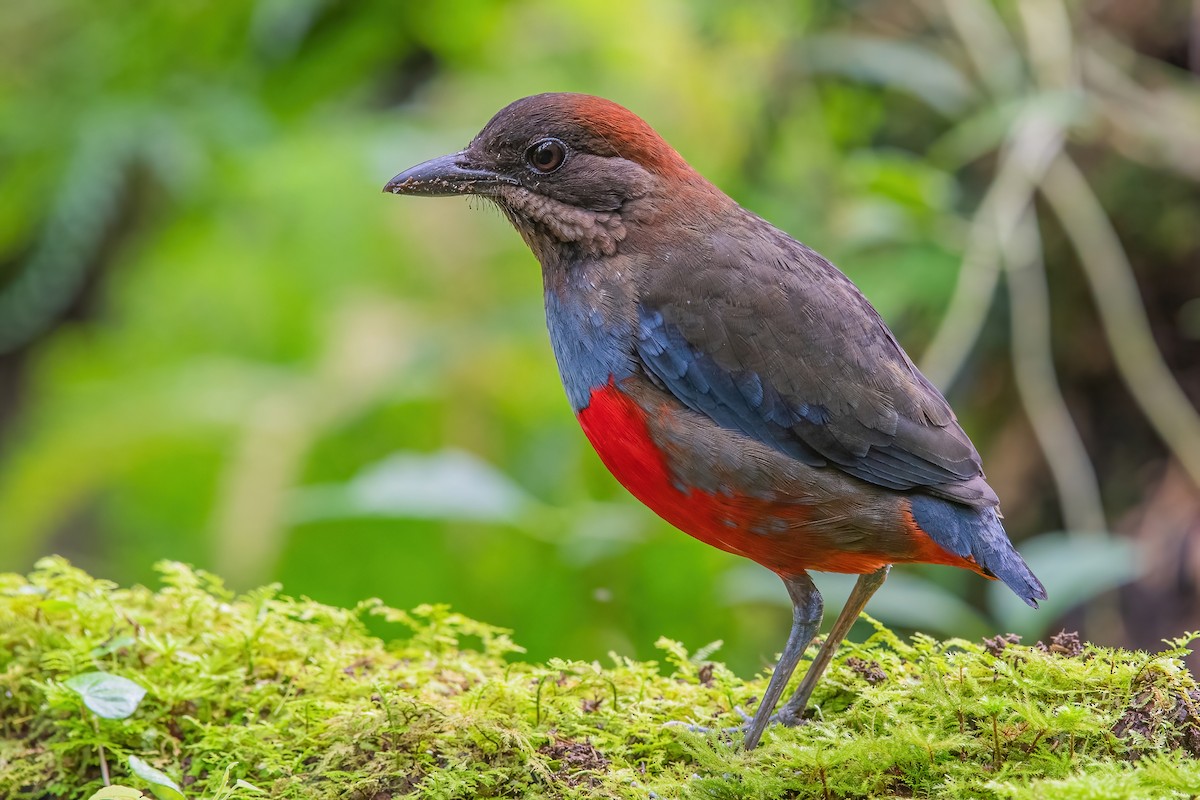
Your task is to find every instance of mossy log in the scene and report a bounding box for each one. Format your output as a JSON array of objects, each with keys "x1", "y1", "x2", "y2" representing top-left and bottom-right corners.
[{"x1": 2, "y1": 558, "x2": 1199, "y2": 799}]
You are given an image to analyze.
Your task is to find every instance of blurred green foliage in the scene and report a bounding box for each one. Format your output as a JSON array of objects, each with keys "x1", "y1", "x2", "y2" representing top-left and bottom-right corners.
[{"x1": 1, "y1": 0, "x2": 1198, "y2": 676}]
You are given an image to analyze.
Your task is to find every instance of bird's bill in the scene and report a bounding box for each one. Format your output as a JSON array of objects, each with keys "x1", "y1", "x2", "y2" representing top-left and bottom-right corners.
[{"x1": 383, "y1": 152, "x2": 513, "y2": 197}]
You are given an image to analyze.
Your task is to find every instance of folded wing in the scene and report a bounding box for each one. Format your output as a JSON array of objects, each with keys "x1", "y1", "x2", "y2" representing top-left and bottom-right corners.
[{"x1": 634, "y1": 227, "x2": 997, "y2": 508}]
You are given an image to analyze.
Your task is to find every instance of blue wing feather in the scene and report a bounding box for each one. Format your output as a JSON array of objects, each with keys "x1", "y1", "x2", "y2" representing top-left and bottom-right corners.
[{"x1": 634, "y1": 301, "x2": 992, "y2": 502}]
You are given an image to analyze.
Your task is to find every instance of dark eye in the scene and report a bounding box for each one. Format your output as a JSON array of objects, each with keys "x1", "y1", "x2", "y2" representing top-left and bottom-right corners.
[{"x1": 526, "y1": 138, "x2": 567, "y2": 173}]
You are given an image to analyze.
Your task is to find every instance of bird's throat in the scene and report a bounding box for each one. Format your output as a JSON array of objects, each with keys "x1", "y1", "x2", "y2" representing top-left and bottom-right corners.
[{"x1": 495, "y1": 187, "x2": 628, "y2": 259}]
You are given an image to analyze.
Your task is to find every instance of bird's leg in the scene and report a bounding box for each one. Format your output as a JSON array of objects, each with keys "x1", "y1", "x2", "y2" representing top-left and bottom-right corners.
[
  {"x1": 776, "y1": 565, "x2": 890, "y2": 726},
  {"x1": 742, "y1": 571, "x2": 823, "y2": 750}
]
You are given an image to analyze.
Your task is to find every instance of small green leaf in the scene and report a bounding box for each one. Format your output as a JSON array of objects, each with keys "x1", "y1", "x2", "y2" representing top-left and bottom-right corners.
[
  {"x1": 233, "y1": 779, "x2": 264, "y2": 793},
  {"x1": 64, "y1": 671, "x2": 147, "y2": 719},
  {"x1": 128, "y1": 755, "x2": 187, "y2": 800},
  {"x1": 88, "y1": 787, "x2": 145, "y2": 800}
]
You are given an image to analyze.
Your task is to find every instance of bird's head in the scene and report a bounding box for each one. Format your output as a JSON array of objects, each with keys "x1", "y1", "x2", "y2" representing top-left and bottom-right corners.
[{"x1": 385, "y1": 93, "x2": 725, "y2": 259}]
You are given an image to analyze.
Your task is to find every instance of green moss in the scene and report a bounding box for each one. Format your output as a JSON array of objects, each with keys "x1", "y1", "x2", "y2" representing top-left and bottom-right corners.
[{"x1": 2, "y1": 558, "x2": 1199, "y2": 799}]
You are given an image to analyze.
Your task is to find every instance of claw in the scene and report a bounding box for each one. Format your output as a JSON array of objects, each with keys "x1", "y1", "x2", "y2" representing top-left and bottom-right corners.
[
  {"x1": 665, "y1": 702, "x2": 818, "y2": 750},
  {"x1": 663, "y1": 706, "x2": 759, "y2": 738}
]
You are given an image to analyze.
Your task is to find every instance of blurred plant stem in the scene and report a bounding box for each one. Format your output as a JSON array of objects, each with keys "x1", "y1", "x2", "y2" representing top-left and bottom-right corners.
[
  {"x1": 212, "y1": 298, "x2": 414, "y2": 586},
  {"x1": 1040, "y1": 155, "x2": 1200, "y2": 490},
  {"x1": 1004, "y1": 206, "x2": 1106, "y2": 536},
  {"x1": 918, "y1": 112, "x2": 1059, "y2": 389}
]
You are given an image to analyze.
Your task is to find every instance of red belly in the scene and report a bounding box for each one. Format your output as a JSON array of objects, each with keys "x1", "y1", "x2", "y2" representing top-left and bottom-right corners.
[{"x1": 575, "y1": 383, "x2": 897, "y2": 576}]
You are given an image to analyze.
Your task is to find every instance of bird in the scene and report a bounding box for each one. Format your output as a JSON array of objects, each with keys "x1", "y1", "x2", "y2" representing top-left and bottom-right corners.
[{"x1": 383, "y1": 93, "x2": 1046, "y2": 750}]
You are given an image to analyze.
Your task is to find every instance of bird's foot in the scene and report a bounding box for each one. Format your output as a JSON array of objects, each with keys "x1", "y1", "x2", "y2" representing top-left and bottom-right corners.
[
  {"x1": 773, "y1": 705, "x2": 810, "y2": 729},
  {"x1": 663, "y1": 706, "x2": 757, "y2": 739},
  {"x1": 665, "y1": 704, "x2": 810, "y2": 745}
]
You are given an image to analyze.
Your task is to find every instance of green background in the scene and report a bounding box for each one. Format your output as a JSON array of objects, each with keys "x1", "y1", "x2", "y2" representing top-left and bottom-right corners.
[{"x1": 2, "y1": 0, "x2": 1198, "y2": 675}]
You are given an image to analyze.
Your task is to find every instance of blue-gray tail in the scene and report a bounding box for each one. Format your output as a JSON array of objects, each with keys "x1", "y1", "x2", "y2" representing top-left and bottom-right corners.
[{"x1": 910, "y1": 494, "x2": 1047, "y2": 607}]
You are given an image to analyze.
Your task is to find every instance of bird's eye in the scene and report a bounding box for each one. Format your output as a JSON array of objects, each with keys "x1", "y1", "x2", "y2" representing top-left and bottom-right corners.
[{"x1": 526, "y1": 138, "x2": 567, "y2": 173}]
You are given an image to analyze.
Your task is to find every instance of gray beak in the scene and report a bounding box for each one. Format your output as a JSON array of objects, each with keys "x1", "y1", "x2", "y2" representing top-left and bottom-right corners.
[{"x1": 383, "y1": 152, "x2": 513, "y2": 197}]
